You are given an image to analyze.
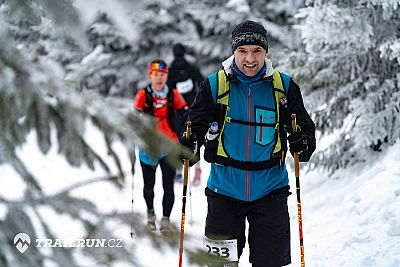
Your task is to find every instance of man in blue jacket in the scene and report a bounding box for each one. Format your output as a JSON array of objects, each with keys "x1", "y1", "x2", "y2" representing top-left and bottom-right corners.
[{"x1": 179, "y1": 20, "x2": 316, "y2": 267}]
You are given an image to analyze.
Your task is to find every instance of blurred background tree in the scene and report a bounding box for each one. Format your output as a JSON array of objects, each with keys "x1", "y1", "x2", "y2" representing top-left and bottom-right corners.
[{"x1": 288, "y1": 0, "x2": 400, "y2": 172}]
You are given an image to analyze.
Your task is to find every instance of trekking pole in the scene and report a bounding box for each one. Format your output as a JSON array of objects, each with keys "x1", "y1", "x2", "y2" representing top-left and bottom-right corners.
[
  {"x1": 178, "y1": 121, "x2": 192, "y2": 267},
  {"x1": 130, "y1": 172, "x2": 135, "y2": 238},
  {"x1": 130, "y1": 150, "x2": 136, "y2": 238},
  {"x1": 188, "y1": 173, "x2": 194, "y2": 225},
  {"x1": 291, "y1": 114, "x2": 305, "y2": 267}
]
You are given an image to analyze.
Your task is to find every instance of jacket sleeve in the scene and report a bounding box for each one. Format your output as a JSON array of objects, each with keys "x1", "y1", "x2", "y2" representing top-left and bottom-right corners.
[
  {"x1": 173, "y1": 89, "x2": 189, "y2": 134},
  {"x1": 173, "y1": 89, "x2": 188, "y2": 110},
  {"x1": 132, "y1": 89, "x2": 146, "y2": 112},
  {"x1": 184, "y1": 78, "x2": 215, "y2": 147},
  {"x1": 192, "y1": 65, "x2": 205, "y2": 89},
  {"x1": 286, "y1": 79, "x2": 316, "y2": 161}
]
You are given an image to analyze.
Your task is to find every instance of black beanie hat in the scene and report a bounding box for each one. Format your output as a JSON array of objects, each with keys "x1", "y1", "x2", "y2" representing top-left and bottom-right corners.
[
  {"x1": 231, "y1": 20, "x2": 268, "y2": 52},
  {"x1": 173, "y1": 43, "x2": 186, "y2": 57}
]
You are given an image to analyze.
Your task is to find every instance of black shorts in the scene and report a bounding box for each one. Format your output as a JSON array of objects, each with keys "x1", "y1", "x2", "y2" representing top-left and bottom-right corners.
[{"x1": 205, "y1": 186, "x2": 291, "y2": 267}]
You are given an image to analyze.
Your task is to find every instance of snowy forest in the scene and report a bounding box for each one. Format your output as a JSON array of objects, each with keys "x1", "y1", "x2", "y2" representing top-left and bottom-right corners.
[{"x1": 0, "y1": 0, "x2": 399, "y2": 266}]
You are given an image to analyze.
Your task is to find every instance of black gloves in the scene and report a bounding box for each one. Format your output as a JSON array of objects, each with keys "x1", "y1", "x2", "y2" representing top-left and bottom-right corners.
[
  {"x1": 178, "y1": 134, "x2": 200, "y2": 166},
  {"x1": 287, "y1": 131, "x2": 314, "y2": 162}
]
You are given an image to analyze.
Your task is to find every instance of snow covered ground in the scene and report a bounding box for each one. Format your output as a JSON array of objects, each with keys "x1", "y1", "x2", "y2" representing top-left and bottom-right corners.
[{"x1": 1, "y1": 126, "x2": 399, "y2": 266}]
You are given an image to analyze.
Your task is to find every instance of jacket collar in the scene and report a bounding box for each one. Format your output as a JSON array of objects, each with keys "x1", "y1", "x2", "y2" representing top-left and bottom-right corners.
[
  {"x1": 146, "y1": 84, "x2": 169, "y2": 98},
  {"x1": 221, "y1": 55, "x2": 274, "y2": 81}
]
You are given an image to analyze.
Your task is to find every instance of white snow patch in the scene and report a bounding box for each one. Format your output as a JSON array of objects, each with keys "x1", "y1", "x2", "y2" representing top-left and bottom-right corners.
[{"x1": 2, "y1": 121, "x2": 400, "y2": 266}]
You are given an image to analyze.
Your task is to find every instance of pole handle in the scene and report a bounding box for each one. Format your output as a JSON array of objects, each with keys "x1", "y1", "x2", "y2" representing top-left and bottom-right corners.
[
  {"x1": 185, "y1": 121, "x2": 192, "y2": 139},
  {"x1": 183, "y1": 121, "x2": 191, "y2": 186}
]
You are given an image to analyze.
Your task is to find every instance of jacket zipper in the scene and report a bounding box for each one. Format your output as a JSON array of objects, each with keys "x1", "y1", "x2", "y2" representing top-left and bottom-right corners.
[{"x1": 246, "y1": 87, "x2": 252, "y2": 201}]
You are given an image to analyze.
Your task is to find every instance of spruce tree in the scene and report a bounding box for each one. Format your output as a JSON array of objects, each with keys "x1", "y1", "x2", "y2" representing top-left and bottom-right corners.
[
  {"x1": 183, "y1": 0, "x2": 304, "y2": 72},
  {"x1": 290, "y1": 0, "x2": 400, "y2": 172},
  {"x1": 0, "y1": 1, "x2": 180, "y2": 266},
  {"x1": 72, "y1": 0, "x2": 304, "y2": 92},
  {"x1": 66, "y1": 12, "x2": 139, "y2": 98}
]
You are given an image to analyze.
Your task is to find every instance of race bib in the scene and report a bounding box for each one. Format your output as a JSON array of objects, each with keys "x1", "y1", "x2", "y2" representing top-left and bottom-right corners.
[
  {"x1": 176, "y1": 78, "x2": 194, "y2": 94},
  {"x1": 203, "y1": 237, "x2": 238, "y2": 262}
]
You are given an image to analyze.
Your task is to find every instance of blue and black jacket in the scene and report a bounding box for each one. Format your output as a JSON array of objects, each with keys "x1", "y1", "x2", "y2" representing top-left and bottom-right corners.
[{"x1": 187, "y1": 56, "x2": 316, "y2": 201}]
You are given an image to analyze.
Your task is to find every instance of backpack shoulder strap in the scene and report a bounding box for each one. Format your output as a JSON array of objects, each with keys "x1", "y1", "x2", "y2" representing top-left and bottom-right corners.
[
  {"x1": 271, "y1": 69, "x2": 290, "y2": 160},
  {"x1": 208, "y1": 69, "x2": 230, "y2": 104},
  {"x1": 213, "y1": 70, "x2": 230, "y2": 158},
  {"x1": 167, "y1": 87, "x2": 174, "y2": 106},
  {"x1": 216, "y1": 70, "x2": 230, "y2": 105},
  {"x1": 144, "y1": 86, "x2": 154, "y2": 115},
  {"x1": 272, "y1": 70, "x2": 285, "y2": 94},
  {"x1": 166, "y1": 87, "x2": 177, "y2": 133}
]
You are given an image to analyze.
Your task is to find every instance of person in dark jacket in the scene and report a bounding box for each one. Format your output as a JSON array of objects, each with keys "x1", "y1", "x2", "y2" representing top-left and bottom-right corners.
[
  {"x1": 168, "y1": 43, "x2": 205, "y2": 186},
  {"x1": 179, "y1": 21, "x2": 316, "y2": 266}
]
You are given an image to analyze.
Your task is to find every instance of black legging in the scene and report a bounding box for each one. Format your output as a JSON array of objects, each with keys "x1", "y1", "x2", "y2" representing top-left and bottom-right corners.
[{"x1": 140, "y1": 157, "x2": 176, "y2": 218}]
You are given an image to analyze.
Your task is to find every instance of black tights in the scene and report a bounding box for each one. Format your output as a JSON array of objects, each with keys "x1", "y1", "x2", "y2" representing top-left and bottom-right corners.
[{"x1": 140, "y1": 158, "x2": 176, "y2": 217}]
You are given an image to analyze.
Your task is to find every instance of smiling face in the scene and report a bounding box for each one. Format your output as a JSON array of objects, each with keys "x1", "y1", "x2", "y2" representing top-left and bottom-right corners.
[
  {"x1": 233, "y1": 45, "x2": 267, "y2": 77},
  {"x1": 149, "y1": 71, "x2": 168, "y2": 91}
]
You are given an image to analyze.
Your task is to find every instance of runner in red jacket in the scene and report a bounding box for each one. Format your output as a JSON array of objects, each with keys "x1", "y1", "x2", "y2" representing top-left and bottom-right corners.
[{"x1": 133, "y1": 59, "x2": 188, "y2": 232}]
